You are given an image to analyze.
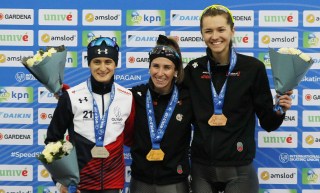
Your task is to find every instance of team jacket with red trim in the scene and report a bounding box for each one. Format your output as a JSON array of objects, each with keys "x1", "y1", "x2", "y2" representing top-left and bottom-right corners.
[
  {"x1": 184, "y1": 51, "x2": 285, "y2": 167},
  {"x1": 45, "y1": 77, "x2": 135, "y2": 190}
]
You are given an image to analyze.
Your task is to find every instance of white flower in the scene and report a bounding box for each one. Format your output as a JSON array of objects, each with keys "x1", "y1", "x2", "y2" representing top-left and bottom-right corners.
[
  {"x1": 62, "y1": 141, "x2": 73, "y2": 155},
  {"x1": 23, "y1": 46, "x2": 63, "y2": 67},
  {"x1": 277, "y1": 47, "x2": 312, "y2": 63},
  {"x1": 38, "y1": 140, "x2": 74, "y2": 164}
]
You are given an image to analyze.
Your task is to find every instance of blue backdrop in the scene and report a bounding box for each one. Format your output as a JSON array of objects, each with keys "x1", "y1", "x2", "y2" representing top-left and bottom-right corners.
[{"x1": 0, "y1": 0, "x2": 320, "y2": 192}]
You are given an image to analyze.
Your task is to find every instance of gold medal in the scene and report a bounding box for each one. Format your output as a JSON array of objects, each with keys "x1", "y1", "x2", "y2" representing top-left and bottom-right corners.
[
  {"x1": 146, "y1": 149, "x2": 165, "y2": 161},
  {"x1": 208, "y1": 114, "x2": 227, "y2": 126},
  {"x1": 91, "y1": 146, "x2": 110, "y2": 158}
]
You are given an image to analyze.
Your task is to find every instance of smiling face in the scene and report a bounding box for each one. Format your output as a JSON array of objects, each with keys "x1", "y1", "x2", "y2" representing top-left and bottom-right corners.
[
  {"x1": 149, "y1": 57, "x2": 177, "y2": 94},
  {"x1": 201, "y1": 15, "x2": 234, "y2": 61},
  {"x1": 89, "y1": 57, "x2": 116, "y2": 83}
]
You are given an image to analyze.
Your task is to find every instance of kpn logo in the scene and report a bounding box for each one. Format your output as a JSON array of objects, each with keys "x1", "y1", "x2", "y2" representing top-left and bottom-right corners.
[
  {"x1": 302, "y1": 168, "x2": 320, "y2": 184},
  {"x1": 0, "y1": 87, "x2": 33, "y2": 103},
  {"x1": 126, "y1": 10, "x2": 165, "y2": 26},
  {"x1": 303, "y1": 32, "x2": 320, "y2": 48}
]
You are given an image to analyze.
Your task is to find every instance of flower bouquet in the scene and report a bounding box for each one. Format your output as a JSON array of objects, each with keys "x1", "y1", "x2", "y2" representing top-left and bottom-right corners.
[
  {"x1": 21, "y1": 45, "x2": 67, "y2": 95},
  {"x1": 269, "y1": 47, "x2": 314, "y2": 113},
  {"x1": 38, "y1": 140, "x2": 79, "y2": 193}
]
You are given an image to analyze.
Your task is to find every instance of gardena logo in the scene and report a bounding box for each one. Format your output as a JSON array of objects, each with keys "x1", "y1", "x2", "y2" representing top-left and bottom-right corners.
[{"x1": 3, "y1": 13, "x2": 31, "y2": 19}]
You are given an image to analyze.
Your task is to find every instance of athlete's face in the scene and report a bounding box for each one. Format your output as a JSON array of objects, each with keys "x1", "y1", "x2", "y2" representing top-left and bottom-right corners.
[
  {"x1": 149, "y1": 57, "x2": 177, "y2": 94},
  {"x1": 89, "y1": 57, "x2": 116, "y2": 83},
  {"x1": 201, "y1": 15, "x2": 234, "y2": 59}
]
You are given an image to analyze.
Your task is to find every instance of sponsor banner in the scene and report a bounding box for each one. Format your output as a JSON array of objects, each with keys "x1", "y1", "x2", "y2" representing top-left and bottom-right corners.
[
  {"x1": 303, "y1": 32, "x2": 320, "y2": 48},
  {"x1": 38, "y1": 87, "x2": 58, "y2": 104},
  {"x1": 301, "y1": 75, "x2": 320, "y2": 83},
  {"x1": 258, "y1": 31, "x2": 298, "y2": 48},
  {"x1": 238, "y1": 52, "x2": 254, "y2": 57},
  {"x1": 303, "y1": 132, "x2": 320, "y2": 148},
  {"x1": 302, "y1": 168, "x2": 320, "y2": 184},
  {"x1": 259, "y1": 10, "x2": 298, "y2": 27},
  {"x1": 0, "y1": 165, "x2": 33, "y2": 181},
  {"x1": 309, "y1": 53, "x2": 320, "y2": 69},
  {"x1": 38, "y1": 9, "x2": 78, "y2": 25},
  {"x1": 81, "y1": 30, "x2": 121, "y2": 47},
  {"x1": 126, "y1": 31, "x2": 165, "y2": 47},
  {"x1": 65, "y1": 51, "x2": 78, "y2": 67},
  {"x1": 233, "y1": 10, "x2": 254, "y2": 27},
  {"x1": 170, "y1": 31, "x2": 205, "y2": 47},
  {"x1": 0, "y1": 50, "x2": 33, "y2": 67},
  {"x1": 303, "y1": 11, "x2": 320, "y2": 27},
  {"x1": 126, "y1": 10, "x2": 165, "y2": 26},
  {"x1": 0, "y1": 108, "x2": 33, "y2": 124},
  {"x1": 0, "y1": 129, "x2": 33, "y2": 145},
  {"x1": 15, "y1": 72, "x2": 36, "y2": 83},
  {"x1": 82, "y1": 51, "x2": 122, "y2": 68},
  {"x1": 303, "y1": 89, "x2": 320, "y2": 106},
  {"x1": 37, "y1": 165, "x2": 52, "y2": 181},
  {"x1": 37, "y1": 108, "x2": 55, "y2": 125},
  {"x1": 233, "y1": 31, "x2": 254, "y2": 48},
  {"x1": 279, "y1": 153, "x2": 320, "y2": 163},
  {"x1": 126, "y1": 52, "x2": 149, "y2": 68},
  {"x1": 258, "y1": 131, "x2": 297, "y2": 148},
  {"x1": 0, "y1": 9, "x2": 34, "y2": 25},
  {"x1": 83, "y1": 10, "x2": 121, "y2": 26},
  {"x1": 0, "y1": 30, "x2": 33, "y2": 46},
  {"x1": 0, "y1": 186, "x2": 33, "y2": 193},
  {"x1": 37, "y1": 186, "x2": 59, "y2": 193},
  {"x1": 181, "y1": 52, "x2": 206, "y2": 67},
  {"x1": 258, "y1": 168, "x2": 297, "y2": 184},
  {"x1": 302, "y1": 190, "x2": 320, "y2": 193},
  {"x1": 38, "y1": 30, "x2": 77, "y2": 46},
  {"x1": 259, "y1": 189, "x2": 297, "y2": 193},
  {"x1": 281, "y1": 110, "x2": 298, "y2": 127},
  {"x1": 302, "y1": 110, "x2": 320, "y2": 127},
  {"x1": 0, "y1": 87, "x2": 33, "y2": 103},
  {"x1": 37, "y1": 129, "x2": 68, "y2": 145},
  {"x1": 170, "y1": 10, "x2": 201, "y2": 26},
  {"x1": 258, "y1": 52, "x2": 271, "y2": 69}
]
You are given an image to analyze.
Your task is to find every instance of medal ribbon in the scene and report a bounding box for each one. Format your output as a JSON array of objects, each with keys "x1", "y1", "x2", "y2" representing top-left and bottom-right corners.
[
  {"x1": 87, "y1": 78, "x2": 115, "y2": 147},
  {"x1": 146, "y1": 85, "x2": 178, "y2": 149},
  {"x1": 207, "y1": 48, "x2": 237, "y2": 114}
]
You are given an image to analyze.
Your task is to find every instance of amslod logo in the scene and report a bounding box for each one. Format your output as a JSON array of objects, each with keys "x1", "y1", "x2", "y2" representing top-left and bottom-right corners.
[
  {"x1": 126, "y1": 10, "x2": 165, "y2": 26},
  {"x1": 258, "y1": 168, "x2": 297, "y2": 184}
]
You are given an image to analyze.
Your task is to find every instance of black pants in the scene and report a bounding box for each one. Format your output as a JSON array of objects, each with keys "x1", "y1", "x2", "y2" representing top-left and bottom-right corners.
[
  {"x1": 130, "y1": 177, "x2": 190, "y2": 193},
  {"x1": 191, "y1": 163, "x2": 259, "y2": 193}
]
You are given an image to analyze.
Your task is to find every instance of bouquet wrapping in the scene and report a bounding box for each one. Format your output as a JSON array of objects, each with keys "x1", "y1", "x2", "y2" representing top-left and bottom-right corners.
[
  {"x1": 269, "y1": 47, "x2": 314, "y2": 113},
  {"x1": 21, "y1": 45, "x2": 67, "y2": 94},
  {"x1": 38, "y1": 140, "x2": 79, "y2": 193}
]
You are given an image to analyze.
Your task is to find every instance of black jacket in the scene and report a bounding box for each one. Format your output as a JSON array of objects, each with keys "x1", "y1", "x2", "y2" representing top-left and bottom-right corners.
[
  {"x1": 184, "y1": 50, "x2": 284, "y2": 167},
  {"x1": 130, "y1": 81, "x2": 193, "y2": 185}
]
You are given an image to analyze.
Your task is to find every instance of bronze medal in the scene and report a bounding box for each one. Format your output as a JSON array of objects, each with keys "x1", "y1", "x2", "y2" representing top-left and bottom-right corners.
[
  {"x1": 91, "y1": 146, "x2": 110, "y2": 158},
  {"x1": 208, "y1": 114, "x2": 227, "y2": 126},
  {"x1": 146, "y1": 149, "x2": 165, "y2": 161}
]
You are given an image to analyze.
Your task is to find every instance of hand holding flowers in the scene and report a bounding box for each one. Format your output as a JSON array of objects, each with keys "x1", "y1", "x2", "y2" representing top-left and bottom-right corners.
[
  {"x1": 38, "y1": 140, "x2": 79, "y2": 193},
  {"x1": 21, "y1": 45, "x2": 67, "y2": 94},
  {"x1": 269, "y1": 47, "x2": 314, "y2": 114}
]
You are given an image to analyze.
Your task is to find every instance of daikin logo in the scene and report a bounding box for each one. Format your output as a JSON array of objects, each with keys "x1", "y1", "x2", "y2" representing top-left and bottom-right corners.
[{"x1": 172, "y1": 14, "x2": 199, "y2": 21}]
